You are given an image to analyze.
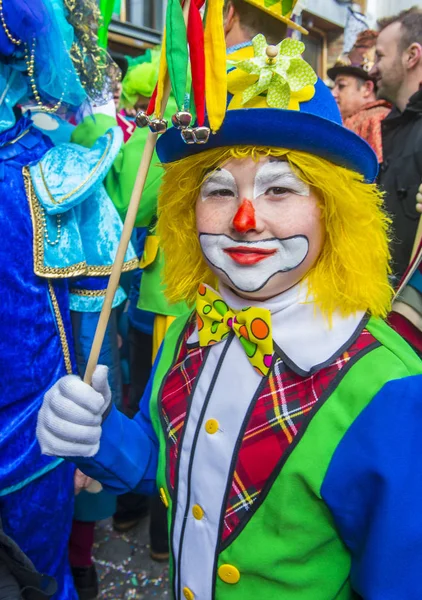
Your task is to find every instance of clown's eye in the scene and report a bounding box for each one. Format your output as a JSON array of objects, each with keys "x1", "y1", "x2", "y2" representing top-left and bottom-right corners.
[
  {"x1": 266, "y1": 186, "x2": 289, "y2": 196},
  {"x1": 209, "y1": 188, "x2": 236, "y2": 197}
]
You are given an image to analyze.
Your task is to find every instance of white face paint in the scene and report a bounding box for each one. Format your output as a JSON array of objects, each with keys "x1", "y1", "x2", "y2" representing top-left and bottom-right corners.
[
  {"x1": 200, "y1": 161, "x2": 309, "y2": 204},
  {"x1": 199, "y1": 233, "x2": 309, "y2": 293},
  {"x1": 254, "y1": 160, "x2": 310, "y2": 199},
  {"x1": 195, "y1": 155, "x2": 324, "y2": 300},
  {"x1": 200, "y1": 168, "x2": 238, "y2": 202}
]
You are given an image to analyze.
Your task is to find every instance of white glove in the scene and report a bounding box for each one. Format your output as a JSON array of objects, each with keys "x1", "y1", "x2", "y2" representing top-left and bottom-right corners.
[{"x1": 36, "y1": 365, "x2": 111, "y2": 458}]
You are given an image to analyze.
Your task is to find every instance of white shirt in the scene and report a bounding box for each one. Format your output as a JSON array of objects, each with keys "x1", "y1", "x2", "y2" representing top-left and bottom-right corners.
[{"x1": 172, "y1": 281, "x2": 366, "y2": 599}]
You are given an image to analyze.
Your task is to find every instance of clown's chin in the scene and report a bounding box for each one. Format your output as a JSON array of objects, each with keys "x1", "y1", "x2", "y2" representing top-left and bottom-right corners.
[{"x1": 199, "y1": 233, "x2": 309, "y2": 293}]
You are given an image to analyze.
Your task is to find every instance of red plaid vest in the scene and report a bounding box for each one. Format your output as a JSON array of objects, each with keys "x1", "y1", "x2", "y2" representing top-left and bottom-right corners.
[{"x1": 159, "y1": 316, "x2": 377, "y2": 546}]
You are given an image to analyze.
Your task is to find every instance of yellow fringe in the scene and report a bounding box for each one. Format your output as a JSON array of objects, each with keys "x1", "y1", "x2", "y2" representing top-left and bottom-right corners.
[
  {"x1": 152, "y1": 315, "x2": 176, "y2": 363},
  {"x1": 204, "y1": 0, "x2": 227, "y2": 132},
  {"x1": 157, "y1": 146, "x2": 393, "y2": 320}
]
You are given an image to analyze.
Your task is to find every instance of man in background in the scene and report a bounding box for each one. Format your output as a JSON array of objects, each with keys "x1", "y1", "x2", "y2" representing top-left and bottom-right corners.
[
  {"x1": 329, "y1": 30, "x2": 390, "y2": 163},
  {"x1": 369, "y1": 7, "x2": 422, "y2": 354},
  {"x1": 370, "y1": 7, "x2": 422, "y2": 283}
]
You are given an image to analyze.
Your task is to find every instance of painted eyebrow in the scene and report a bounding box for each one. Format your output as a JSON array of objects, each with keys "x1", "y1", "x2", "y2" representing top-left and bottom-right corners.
[
  {"x1": 200, "y1": 168, "x2": 237, "y2": 195},
  {"x1": 258, "y1": 168, "x2": 294, "y2": 184},
  {"x1": 254, "y1": 161, "x2": 310, "y2": 196},
  {"x1": 202, "y1": 170, "x2": 235, "y2": 184},
  {"x1": 255, "y1": 162, "x2": 296, "y2": 181}
]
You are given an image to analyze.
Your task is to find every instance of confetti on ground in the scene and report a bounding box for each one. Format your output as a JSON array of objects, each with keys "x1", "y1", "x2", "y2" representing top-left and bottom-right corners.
[{"x1": 93, "y1": 518, "x2": 169, "y2": 599}]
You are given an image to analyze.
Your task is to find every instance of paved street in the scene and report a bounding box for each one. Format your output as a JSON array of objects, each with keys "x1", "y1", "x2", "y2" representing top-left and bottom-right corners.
[{"x1": 93, "y1": 518, "x2": 169, "y2": 599}]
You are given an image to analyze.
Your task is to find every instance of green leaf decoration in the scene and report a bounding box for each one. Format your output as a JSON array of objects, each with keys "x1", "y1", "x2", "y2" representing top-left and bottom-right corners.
[
  {"x1": 243, "y1": 69, "x2": 272, "y2": 103},
  {"x1": 264, "y1": 0, "x2": 280, "y2": 7},
  {"x1": 235, "y1": 57, "x2": 265, "y2": 75},
  {"x1": 287, "y1": 58, "x2": 317, "y2": 91},
  {"x1": 252, "y1": 33, "x2": 267, "y2": 56},
  {"x1": 267, "y1": 74, "x2": 290, "y2": 107},
  {"x1": 274, "y1": 55, "x2": 290, "y2": 78},
  {"x1": 232, "y1": 34, "x2": 317, "y2": 110},
  {"x1": 279, "y1": 38, "x2": 305, "y2": 57}
]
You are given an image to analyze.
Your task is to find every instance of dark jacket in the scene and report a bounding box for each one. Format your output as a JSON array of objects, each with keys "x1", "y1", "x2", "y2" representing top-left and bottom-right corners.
[
  {"x1": 378, "y1": 87, "x2": 422, "y2": 282},
  {"x1": 0, "y1": 519, "x2": 57, "y2": 600}
]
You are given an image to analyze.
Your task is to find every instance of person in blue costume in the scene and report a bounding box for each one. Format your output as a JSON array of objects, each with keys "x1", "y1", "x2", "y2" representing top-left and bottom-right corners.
[{"x1": 0, "y1": 1, "x2": 136, "y2": 599}]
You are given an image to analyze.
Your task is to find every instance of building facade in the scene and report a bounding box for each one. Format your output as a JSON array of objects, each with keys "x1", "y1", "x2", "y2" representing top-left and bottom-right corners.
[
  {"x1": 366, "y1": 0, "x2": 416, "y2": 26},
  {"x1": 107, "y1": 0, "x2": 166, "y2": 55},
  {"x1": 107, "y1": 0, "x2": 392, "y2": 80}
]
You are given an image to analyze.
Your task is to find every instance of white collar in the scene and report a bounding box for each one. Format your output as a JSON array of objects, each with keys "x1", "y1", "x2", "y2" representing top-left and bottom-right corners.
[{"x1": 188, "y1": 281, "x2": 366, "y2": 376}]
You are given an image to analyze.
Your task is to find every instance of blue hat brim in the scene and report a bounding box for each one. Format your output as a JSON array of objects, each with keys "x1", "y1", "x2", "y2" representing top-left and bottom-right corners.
[{"x1": 156, "y1": 108, "x2": 379, "y2": 182}]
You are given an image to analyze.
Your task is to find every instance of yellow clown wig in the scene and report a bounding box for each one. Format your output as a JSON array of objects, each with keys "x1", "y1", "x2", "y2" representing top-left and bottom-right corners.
[{"x1": 157, "y1": 146, "x2": 393, "y2": 320}]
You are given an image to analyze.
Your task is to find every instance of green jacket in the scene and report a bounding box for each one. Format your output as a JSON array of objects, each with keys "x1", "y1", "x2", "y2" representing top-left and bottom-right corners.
[
  {"x1": 148, "y1": 314, "x2": 421, "y2": 599},
  {"x1": 73, "y1": 310, "x2": 422, "y2": 599}
]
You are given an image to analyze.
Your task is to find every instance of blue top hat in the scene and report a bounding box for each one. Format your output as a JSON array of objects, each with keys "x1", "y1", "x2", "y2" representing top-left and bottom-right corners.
[{"x1": 156, "y1": 35, "x2": 378, "y2": 182}]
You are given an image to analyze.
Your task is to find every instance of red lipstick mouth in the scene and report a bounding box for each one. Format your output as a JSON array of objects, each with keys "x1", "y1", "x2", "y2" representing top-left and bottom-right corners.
[{"x1": 224, "y1": 246, "x2": 277, "y2": 265}]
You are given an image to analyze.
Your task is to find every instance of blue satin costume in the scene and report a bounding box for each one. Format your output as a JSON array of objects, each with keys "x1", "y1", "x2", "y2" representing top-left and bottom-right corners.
[
  {"x1": 0, "y1": 0, "x2": 137, "y2": 594},
  {"x1": 29, "y1": 123, "x2": 136, "y2": 525},
  {"x1": 0, "y1": 116, "x2": 136, "y2": 598},
  {"x1": 0, "y1": 118, "x2": 77, "y2": 599}
]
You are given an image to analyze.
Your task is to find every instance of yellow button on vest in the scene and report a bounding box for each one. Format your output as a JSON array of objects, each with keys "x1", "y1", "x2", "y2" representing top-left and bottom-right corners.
[
  {"x1": 192, "y1": 504, "x2": 204, "y2": 520},
  {"x1": 218, "y1": 564, "x2": 240, "y2": 584},
  {"x1": 205, "y1": 418, "x2": 219, "y2": 434},
  {"x1": 159, "y1": 487, "x2": 169, "y2": 509},
  {"x1": 183, "y1": 586, "x2": 194, "y2": 600}
]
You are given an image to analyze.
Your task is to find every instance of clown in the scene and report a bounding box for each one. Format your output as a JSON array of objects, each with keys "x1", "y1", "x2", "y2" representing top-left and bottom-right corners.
[{"x1": 37, "y1": 34, "x2": 422, "y2": 599}]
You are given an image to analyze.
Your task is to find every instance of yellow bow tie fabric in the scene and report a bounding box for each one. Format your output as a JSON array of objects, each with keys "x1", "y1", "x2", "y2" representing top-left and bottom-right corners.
[{"x1": 196, "y1": 284, "x2": 273, "y2": 376}]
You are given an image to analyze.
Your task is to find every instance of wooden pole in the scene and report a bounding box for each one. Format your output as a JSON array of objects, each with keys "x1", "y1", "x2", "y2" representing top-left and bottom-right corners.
[
  {"x1": 84, "y1": 0, "x2": 192, "y2": 384},
  {"x1": 83, "y1": 132, "x2": 159, "y2": 383}
]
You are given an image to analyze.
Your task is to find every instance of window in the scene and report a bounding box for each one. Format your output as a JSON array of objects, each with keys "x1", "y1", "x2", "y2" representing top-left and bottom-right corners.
[
  {"x1": 303, "y1": 31, "x2": 323, "y2": 76},
  {"x1": 108, "y1": 0, "x2": 165, "y2": 50},
  {"x1": 127, "y1": 0, "x2": 166, "y2": 31}
]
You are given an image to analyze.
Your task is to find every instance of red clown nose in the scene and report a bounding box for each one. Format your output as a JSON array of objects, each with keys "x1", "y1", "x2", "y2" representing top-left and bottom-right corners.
[{"x1": 233, "y1": 199, "x2": 256, "y2": 233}]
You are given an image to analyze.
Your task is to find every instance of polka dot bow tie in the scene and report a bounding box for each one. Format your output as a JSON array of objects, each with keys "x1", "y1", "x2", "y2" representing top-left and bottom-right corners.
[{"x1": 196, "y1": 284, "x2": 274, "y2": 376}]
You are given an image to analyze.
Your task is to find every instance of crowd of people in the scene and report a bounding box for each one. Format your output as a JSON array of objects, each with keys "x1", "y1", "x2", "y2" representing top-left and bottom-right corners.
[
  {"x1": 0, "y1": 0, "x2": 421, "y2": 599},
  {"x1": 329, "y1": 7, "x2": 422, "y2": 352}
]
